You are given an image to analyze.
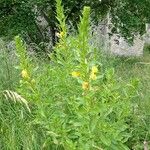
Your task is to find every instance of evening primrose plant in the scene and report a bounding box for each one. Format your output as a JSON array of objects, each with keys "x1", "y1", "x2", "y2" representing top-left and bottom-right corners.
[
  {"x1": 10, "y1": 0, "x2": 139, "y2": 149},
  {"x1": 15, "y1": 36, "x2": 31, "y2": 81}
]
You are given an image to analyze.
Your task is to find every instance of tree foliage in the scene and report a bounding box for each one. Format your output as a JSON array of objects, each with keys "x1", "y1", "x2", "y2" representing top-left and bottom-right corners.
[
  {"x1": 0, "y1": 0, "x2": 150, "y2": 44},
  {"x1": 110, "y1": 0, "x2": 150, "y2": 41}
]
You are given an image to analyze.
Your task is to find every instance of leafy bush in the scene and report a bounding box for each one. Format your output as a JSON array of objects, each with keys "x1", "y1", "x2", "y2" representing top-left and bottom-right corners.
[{"x1": 0, "y1": 0, "x2": 139, "y2": 149}]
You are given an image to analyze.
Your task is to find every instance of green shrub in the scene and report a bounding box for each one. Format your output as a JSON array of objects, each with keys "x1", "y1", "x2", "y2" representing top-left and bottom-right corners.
[
  {"x1": 7, "y1": 0, "x2": 136, "y2": 150},
  {"x1": 0, "y1": 0, "x2": 138, "y2": 149}
]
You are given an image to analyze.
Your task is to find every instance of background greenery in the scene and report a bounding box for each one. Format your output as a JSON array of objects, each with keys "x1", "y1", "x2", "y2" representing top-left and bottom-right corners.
[
  {"x1": 0, "y1": 0, "x2": 150, "y2": 149},
  {"x1": 0, "y1": 0, "x2": 150, "y2": 44}
]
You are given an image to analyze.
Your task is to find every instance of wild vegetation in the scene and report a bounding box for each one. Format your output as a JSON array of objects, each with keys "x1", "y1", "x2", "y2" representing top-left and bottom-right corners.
[
  {"x1": 1, "y1": 0, "x2": 150, "y2": 44},
  {"x1": 0, "y1": 0, "x2": 150, "y2": 149}
]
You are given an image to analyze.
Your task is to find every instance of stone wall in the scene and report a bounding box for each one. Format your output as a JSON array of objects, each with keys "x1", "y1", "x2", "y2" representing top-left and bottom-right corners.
[
  {"x1": 94, "y1": 17, "x2": 150, "y2": 56},
  {"x1": 110, "y1": 34, "x2": 144, "y2": 56}
]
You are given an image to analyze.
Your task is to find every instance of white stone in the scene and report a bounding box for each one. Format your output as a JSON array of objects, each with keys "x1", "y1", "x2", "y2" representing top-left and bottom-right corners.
[
  {"x1": 110, "y1": 34, "x2": 144, "y2": 56},
  {"x1": 92, "y1": 16, "x2": 150, "y2": 56}
]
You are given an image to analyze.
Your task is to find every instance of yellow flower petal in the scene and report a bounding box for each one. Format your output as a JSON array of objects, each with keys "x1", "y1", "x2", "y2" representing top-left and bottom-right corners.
[
  {"x1": 56, "y1": 31, "x2": 65, "y2": 38},
  {"x1": 92, "y1": 66, "x2": 98, "y2": 74},
  {"x1": 82, "y1": 82, "x2": 89, "y2": 90},
  {"x1": 60, "y1": 31, "x2": 64, "y2": 38},
  {"x1": 21, "y1": 69, "x2": 30, "y2": 79},
  {"x1": 72, "y1": 71, "x2": 80, "y2": 77},
  {"x1": 90, "y1": 73, "x2": 97, "y2": 80}
]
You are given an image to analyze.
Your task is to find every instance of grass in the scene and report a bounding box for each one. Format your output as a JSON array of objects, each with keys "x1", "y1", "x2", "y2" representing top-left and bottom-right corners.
[
  {"x1": 0, "y1": 0, "x2": 150, "y2": 148},
  {"x1": 0, "y1": 40, "x2": 19, "y2": 91},
  {"x1": 0, "y1": 32, "x2": 150, "y2": 149},
  {"x1": 100, "y1": 45, "x2": 150, "y2": 149},
  {"x1": 0, "y1": 41, "x2": 150, "y2": 149}
]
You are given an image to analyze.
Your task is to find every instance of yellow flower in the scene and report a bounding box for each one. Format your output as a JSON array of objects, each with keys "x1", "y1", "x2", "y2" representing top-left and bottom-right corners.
[
  {"x1": 92, "y1": 66, "x2": 98, "y2": 74},
  {"x1": 82, "y1": 81, "x2": 89, "y2": 90},
  {"x1": 71, "y1": 71, "x2": 80, "y2": 77},
  {"x1": 21, "y1": 69, "x2": 30, "y2": 79},
  {"x1": 90, "y1": 73, "x2": 97, "y2": 80},
  {"x1": 56, "y1": 31, "x2": 65, "y2": 38},
  {"x1": 60, "y1": 31, "x2": 64, "y2": 38}
]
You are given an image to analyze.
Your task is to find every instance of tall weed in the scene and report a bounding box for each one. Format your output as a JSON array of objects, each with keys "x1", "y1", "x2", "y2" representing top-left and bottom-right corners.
[{"x1": 0, "y1": 0, "x2": 139, "y2": 149}]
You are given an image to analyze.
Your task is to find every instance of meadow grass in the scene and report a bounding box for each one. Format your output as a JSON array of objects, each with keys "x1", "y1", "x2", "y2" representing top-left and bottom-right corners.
[
  {"x1": 0, "y1": 41, "x2": 150, "y2": 149},
  {"x1": 0, "y1": 0, "x2": 150, "y2": 149},
  {"x1": 100, "y1": 45, "x2": 150, "y2": 149}
]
